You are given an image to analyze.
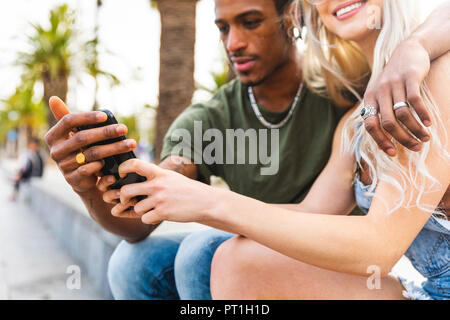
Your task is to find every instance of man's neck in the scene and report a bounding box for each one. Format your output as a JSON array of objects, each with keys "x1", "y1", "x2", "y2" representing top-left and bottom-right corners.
[{"x1": 251, "y1": 53, "x2": 303, "y2": 113}]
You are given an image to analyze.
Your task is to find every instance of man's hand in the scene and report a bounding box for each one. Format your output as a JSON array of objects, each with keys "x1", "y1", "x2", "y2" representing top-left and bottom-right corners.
[
  {"x1": 365, "y1": 1, "x2": 450, "y2": 156},
  {"x1": 364, "y1": 38, "x2": 432, "y2": 156},
  {"x1": 45, "y1": 98, "x2": 137, "y2": 194}
]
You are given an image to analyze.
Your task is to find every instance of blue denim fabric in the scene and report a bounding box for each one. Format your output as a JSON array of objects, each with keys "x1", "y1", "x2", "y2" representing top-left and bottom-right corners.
[
  {"x1": 107, "y1": 228, "x2": 234, "y2": 300},
  {"x1": 354, "y1": 130, "x2": 450, "y2": 300}
]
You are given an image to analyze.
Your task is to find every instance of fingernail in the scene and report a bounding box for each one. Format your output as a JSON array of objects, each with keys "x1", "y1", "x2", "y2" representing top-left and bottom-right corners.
[
  {"x1": 423, "y1": 120, "x2": 432, "y2": 127},
  {"x1": 108, "y1": 176, "x2": 115, "y2": 183},
  {"x1": 421, "y1": 135, "x2": 430, "y2": 142},
  {"x1": 412, "y1": 144, "x2": 421, "y2": 152},
  {"x1": 97, "y1": 112, "x2": 107, "y2": 121},
  {"x1": 387, "y1": 148, "x2": 396, "y2": 156},
  {"x1": 127, "y1": 140, "x2": 136, "y2": 148},
  {"x1": 116, "y1": 125, "x2": 126, "y2": 135}
]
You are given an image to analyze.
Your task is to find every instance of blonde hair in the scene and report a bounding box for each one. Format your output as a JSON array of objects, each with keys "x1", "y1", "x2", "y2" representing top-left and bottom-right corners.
[
  {"x1": 296, "y1": 1, "x2": 371, "y2": 107},
  {"x1": 298, "y1": 0, "x2": 449, "y2": 216}
]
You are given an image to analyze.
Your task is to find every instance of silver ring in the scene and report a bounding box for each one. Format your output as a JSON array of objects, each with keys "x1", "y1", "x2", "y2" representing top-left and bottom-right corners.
[
  {"x1": 360, "y1": 105, "x2": 378, "y2": 121},
  {"x1": 393, "y1": 101, "x2": 410, "y2": 111}
]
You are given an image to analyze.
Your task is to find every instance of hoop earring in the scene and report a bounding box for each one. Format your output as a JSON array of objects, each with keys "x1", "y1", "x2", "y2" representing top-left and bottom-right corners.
[{"x1": 287, "y1": 26, "x2": 302, "y2": 42}]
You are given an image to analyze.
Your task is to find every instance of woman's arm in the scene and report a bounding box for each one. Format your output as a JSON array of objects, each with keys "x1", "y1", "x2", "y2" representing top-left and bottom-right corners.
[
  {"x1": 274, "y1": 109, "x2": 357, "y2": 215},
  {"x1": 208, "y1": 53, "x2": 450, "y2": 277},
  {"x1": 114, "y1": 54, "x2": 449, "y2": 277}
]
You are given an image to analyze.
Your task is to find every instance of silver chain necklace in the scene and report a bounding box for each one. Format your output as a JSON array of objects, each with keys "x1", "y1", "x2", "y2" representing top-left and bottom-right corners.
[{"x1": 248, "y1": 82, "x2": 303, "y2": 129}]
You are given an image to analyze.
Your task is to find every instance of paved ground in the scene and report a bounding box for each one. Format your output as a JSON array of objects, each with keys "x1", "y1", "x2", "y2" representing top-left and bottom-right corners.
[{"x1": 0, "y1": 164, "x2": 102, "y2": 300}]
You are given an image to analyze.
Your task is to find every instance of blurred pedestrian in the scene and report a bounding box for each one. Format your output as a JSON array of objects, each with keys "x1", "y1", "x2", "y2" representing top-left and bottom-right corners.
[{"x1": 10, "y1": 137, "x2": 44, "y2": 201}]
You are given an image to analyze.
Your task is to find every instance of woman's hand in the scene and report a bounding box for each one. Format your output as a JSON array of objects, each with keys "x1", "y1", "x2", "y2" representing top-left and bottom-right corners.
[{"x1": 109, "y1": 159, "x2": 221, "y2": 225}]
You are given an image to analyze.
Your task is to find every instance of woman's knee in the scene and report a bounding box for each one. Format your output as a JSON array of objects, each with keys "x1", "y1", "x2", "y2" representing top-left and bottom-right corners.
[{"x1": 210, "y1": 236, "x2": 260, "y2": 299}]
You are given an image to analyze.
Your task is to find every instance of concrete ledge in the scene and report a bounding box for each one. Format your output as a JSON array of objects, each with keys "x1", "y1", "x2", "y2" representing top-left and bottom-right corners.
[
  {"x1": 25, "y1": 181, "x2": 120, "y2": 299},
  {"x1": 23, "y1": 165, "x2": 209, "y2": 299}
]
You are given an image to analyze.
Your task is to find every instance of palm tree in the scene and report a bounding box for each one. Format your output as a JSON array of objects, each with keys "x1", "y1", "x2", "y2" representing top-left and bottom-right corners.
[
  {"x1": 17, "y1": 4, "x2": 74, "y2": 128},
  {"x1": 85, "y1": 0, "x2": 120, "y2": 111},
  {"x1": 84, "y1": 37, "x2": 120, "y2": 111},
  {"x1": 196, "y1": 60, "x2": 232, "y2": 96},
  {"x1": 152, "y1": 0, "x2": 198, "y2": 162}
]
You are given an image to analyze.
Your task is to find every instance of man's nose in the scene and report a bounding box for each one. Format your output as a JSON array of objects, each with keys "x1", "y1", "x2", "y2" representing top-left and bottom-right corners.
[{"x1": 225, "y1": 27, "x2": 247, "y2": 53}]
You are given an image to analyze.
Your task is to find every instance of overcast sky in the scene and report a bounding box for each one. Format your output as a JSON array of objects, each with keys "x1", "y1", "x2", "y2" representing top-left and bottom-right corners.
[{"x1": 0, "y1": 0, "x2": 446, "y2": 116}]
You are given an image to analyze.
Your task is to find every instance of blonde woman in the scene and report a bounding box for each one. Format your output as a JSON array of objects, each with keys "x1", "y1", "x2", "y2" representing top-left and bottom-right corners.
[{"x1": 107, "y1": 0, "x2": 449, "y2": 299}]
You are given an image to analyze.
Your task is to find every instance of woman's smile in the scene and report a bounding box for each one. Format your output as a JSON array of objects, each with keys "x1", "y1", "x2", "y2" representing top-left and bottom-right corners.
[{"x1": 333, "y1": 0, "x2": 368, "y2": 21}]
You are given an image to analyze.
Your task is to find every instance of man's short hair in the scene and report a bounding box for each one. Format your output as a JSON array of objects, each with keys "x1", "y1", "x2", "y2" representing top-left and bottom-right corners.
[{"x1": 274, "y1": 0, "x2": 293, "y2": 15}]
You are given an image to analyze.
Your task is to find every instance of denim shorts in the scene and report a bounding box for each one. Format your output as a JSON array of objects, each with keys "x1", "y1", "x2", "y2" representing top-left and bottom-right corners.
[{"x1": 354, "y1": 174, "x2": 450, "y2": 300}]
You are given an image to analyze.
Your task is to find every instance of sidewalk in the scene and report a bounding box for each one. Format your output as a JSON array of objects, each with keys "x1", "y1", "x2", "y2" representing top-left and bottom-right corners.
[{"x1": 0, "y1": 164, "x2": 102, "y2": 300}]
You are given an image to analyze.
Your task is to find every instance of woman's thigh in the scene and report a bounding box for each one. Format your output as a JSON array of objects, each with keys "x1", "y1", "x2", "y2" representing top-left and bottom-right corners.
[{"x1": 210, "y1": 236, "x2": 405, "y2": 300}]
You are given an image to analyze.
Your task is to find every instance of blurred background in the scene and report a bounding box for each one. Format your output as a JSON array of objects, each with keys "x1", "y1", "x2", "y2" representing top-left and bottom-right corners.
[
  {"x1": 0, "y1": 0, "x2": 446, "y2": 300},
  {"x1": 0, "y1": 0, "x2": 232, "y2": 162}
]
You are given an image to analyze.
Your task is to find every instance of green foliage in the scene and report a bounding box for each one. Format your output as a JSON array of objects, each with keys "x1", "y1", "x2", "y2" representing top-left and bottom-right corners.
[
  {"x1": 17, "y1": 4, "x2": 74, "y2": 82},
  {"x1": 150, "y1": 1, "x2": 158, "y2": 9},
  {"x1": 118, "y1": 114, "x2": 140, "y2": 142},
  {"x1": 84, "y1": 36, "x2": 120, "y2": 88},
  {"x1": 0, "y1": 83, "x2": 47, "y2": 141},
  {"x1": 196, "y1": 61, "x2": 231, "y2": 95}
]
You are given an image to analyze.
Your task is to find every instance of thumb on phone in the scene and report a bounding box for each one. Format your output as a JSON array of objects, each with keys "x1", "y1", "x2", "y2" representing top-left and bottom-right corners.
[{"x1": 49, "y1": 96, "x2": 70, "y2": 121}]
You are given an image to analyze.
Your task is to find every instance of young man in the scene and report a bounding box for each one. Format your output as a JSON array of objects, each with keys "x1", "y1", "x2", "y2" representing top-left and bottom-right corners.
[{"x1": 45, "y1": 0, "x2": 450, "y2": 299}]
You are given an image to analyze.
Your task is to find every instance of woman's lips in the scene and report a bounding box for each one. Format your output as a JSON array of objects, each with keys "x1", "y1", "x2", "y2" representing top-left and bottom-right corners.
[
  {"x1": 334, "y1": 0, "x2": 366, "y2": 21},
  {"x1": 233, "y1": 60, "x2": 255, "y2": 72}
]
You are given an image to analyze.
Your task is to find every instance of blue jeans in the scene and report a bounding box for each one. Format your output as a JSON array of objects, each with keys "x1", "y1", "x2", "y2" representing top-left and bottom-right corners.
[{"x1": 107, "y1": 228, "x2": 234, "y2": 300}]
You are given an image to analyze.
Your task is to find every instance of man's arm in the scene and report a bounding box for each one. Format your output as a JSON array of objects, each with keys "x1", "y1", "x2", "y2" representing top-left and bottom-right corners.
[
  {"x1": 159, "y1": 155, "x2": 198, "y2": 179},
  {"x1": 46, "y1": 97, "x2": 199, "y2": 243},
  {"x1": 365, "y1": 1, "x2": 450, "y2": 156},
  {"x1": 412, "y1": 1, "x2": 450, "y2": 61}
]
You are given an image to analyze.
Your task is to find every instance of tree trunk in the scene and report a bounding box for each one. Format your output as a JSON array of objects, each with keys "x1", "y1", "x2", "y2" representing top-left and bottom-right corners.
[
  {"x1": 43, "y1": 71, "x2": 68, "y2": 128},
  {"x1": 153, "y1": 0, "x2": 197, "y2": 163}
]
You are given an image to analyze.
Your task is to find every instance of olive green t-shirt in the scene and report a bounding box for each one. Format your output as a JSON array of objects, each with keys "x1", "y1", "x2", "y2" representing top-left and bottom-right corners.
[{"x1": 161, "y1": 79, "x2": 347, "y2": 204}]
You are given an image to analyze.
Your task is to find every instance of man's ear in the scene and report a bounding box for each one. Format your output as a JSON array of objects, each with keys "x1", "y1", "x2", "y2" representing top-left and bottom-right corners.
[{"x1": 282, "y1": 1, "x2": 303, "y2": 41}]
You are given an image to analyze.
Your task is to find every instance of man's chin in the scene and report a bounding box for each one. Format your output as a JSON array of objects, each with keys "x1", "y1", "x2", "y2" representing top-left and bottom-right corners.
[{"x1": 238, "y1": 73, "x2": 266, "y2": 87}]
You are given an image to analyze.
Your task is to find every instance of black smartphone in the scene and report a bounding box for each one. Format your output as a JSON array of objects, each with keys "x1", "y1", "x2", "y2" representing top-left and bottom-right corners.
[{"x1": 77, "y1": 109, "x2": 147, "y2": 191}]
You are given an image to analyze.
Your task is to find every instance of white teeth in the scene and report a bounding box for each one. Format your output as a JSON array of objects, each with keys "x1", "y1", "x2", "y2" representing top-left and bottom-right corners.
[{"x1": 336, "y1": 2, "x2": 363, "y2": 17}]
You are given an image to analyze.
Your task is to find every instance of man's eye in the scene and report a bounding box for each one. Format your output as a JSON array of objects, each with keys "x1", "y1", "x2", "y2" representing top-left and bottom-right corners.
[
  {"x1": 217, "y1": 25, "x2": 229, "y2": 33},
  {"x1": 243, "y1": 20, "x2": 262, "y2": 29}
]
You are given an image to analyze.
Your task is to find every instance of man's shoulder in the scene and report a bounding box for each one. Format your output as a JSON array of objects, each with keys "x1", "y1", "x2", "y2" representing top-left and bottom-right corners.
[
  {"x1": 212, "y1": 78, "x2": 242, "y2": 100},
  {"x1": 302, "y1": 84, "x2": 351, "y2": 120},
  {"x1": 184, "y1": 79, "x2": 243, "y2": 117},
  {"x1": 167, "y1": 80, "x2": 243, "y2": 131}
]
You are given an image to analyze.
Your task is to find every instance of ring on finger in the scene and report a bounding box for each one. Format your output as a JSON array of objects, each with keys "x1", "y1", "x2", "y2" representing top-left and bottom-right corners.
[
  {"x1": 76, "y1": 151, "x2": 87, "y2": 165},
  {"x1": 393, "y1": 101, "x2": 410, "y2": 112},
  {"x1": 360, "y1": 105, "x2": 378, "y2": 121}
]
